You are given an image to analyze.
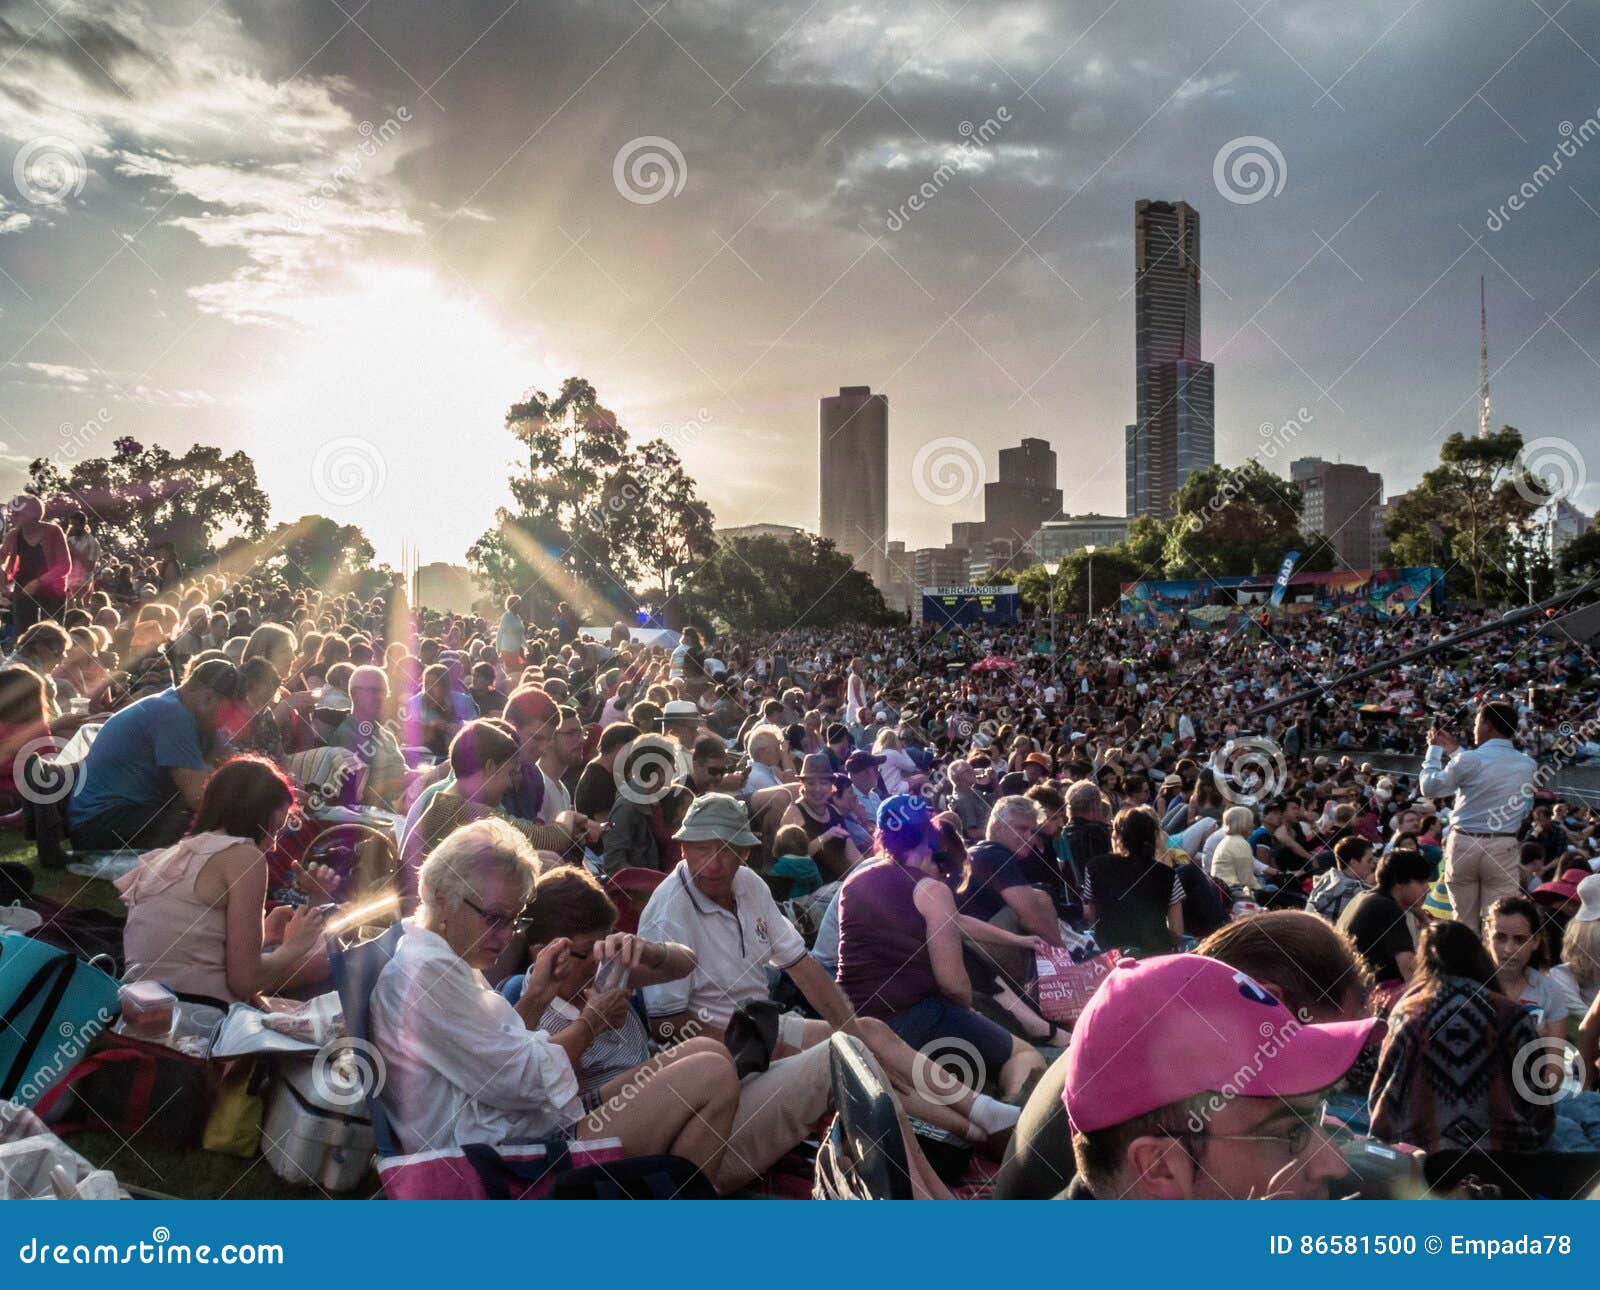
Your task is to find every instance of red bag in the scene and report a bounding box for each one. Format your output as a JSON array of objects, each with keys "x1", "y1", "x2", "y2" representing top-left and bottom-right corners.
[
  {"x1": 377, "y1": 1137, "x2": 625, "y2": 1199},
  {"x1": 1034, "y1": 948, "x2": 1121, "y2": 1025}
]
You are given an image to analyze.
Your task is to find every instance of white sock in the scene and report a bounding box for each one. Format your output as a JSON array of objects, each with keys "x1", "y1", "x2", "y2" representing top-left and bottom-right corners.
[{"x1": 966, "y1": 1093, "x2": 1022, "y2": 1139}]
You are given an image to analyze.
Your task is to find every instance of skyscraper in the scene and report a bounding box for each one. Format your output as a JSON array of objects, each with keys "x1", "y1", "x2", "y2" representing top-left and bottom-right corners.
[
  {"x1": 983, "y1": 437, "x2": 1063, "y2": 548},
  {"x1": 819, "y1": 385, "x2": 888, "y2": 586},
  {"x1": 1291, "y1": 457, "x2": 1384, "y2": 570},
  {"x1": 1128, "y1": 199, "x2": 1215, "y2": 519}
]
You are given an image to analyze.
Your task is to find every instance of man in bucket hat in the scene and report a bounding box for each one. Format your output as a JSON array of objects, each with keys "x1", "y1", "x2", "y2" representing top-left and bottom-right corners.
[{"x1": 638, "y1": 794, "x2": 1021, "y2": 1180}]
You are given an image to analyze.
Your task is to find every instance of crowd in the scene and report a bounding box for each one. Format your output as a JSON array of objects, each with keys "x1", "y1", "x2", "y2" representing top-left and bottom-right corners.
[{"x1": 6, "y1": 497, "x2": 1600, "y2": 1200}]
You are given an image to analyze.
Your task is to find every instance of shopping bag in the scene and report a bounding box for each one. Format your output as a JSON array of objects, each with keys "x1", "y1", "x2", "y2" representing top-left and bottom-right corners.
[{"x1": 1034, "y1": 947, "x2": 1122, "y2": 1025}]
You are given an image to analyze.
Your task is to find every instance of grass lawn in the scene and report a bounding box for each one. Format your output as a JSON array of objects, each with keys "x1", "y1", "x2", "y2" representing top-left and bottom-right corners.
[{"x1": 7, "y1": 832, "x2": 381, "y2": 1200}]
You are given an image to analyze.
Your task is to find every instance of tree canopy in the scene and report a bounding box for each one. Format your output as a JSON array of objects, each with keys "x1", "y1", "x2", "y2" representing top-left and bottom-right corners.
[
  {"x1": 29, "y1": 437, "x2": 269, "y2": 569},
  {"x1": 467, "y1": 377, "x2": 717, "y2": 621},
  {"x1": 678, "y1": 533, "x2": 894, "y2": 632}
]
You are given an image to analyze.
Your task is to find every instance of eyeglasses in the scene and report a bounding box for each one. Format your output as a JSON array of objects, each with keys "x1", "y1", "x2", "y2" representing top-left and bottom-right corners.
[
  {"x1": 461, "y1": 896, "x2": 527, "y2": 936},
  {"x1": 1165, "y1": 1100, "x2": 1333, "y2": 1160}
]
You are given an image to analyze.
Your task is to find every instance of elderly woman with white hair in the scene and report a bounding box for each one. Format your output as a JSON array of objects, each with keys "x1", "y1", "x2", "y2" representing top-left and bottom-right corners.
[{"x1": 369, "y1": 817, "x2": 741, "y2": 1181}]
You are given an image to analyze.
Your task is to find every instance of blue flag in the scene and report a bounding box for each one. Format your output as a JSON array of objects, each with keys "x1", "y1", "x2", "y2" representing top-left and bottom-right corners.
[{"x1": 1268, "y1": 550, "x2": 1300, "y2": 607}]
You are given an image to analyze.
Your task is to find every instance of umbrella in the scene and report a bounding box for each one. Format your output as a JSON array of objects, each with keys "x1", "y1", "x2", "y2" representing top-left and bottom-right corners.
[{"x1": 970, "y1": 655, "x2": 1018, "y2": 674}]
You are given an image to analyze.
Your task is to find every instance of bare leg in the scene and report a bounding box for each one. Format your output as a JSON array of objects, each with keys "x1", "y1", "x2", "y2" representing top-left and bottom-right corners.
[
  {"x1": 991, "y1": 981, "x2": 1073, "y2": 1047},
  {"x1": 998, "y1": 1034, "x2": 1046, "y2": 1100},
  {"x1": 578, "y1": 1049, "x2": 741, "y2": 1186}
]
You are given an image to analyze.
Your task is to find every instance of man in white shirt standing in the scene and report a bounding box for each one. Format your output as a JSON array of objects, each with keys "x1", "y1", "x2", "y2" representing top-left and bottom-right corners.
[{"x1": 1421, "y1": 699, "x2": 1538, "y2": 936}]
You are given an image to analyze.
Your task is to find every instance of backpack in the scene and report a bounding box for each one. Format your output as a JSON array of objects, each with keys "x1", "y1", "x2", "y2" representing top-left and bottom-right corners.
[{"x1": 0, "y1": 932, "x2": 120, "y2": 1107}]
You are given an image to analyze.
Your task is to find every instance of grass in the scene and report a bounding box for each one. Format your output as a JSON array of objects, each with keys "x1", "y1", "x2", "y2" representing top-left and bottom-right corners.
[
  {"x1": 69, "y1": 1133, "x2": 381, "y2": 1200},
  {"x1": 8, "y1": 831, "x2": 379, "y2": 1200}
]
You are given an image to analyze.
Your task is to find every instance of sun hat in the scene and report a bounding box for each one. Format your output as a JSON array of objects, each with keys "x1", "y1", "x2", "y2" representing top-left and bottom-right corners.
[
  {"x1": 671, "y1": 792, "x2": 759, "y2": 846},
  {"x1": 662, "y1": 700, "x2": 699, "y2": 722},
  {"x1": 1062, "y1": 954, "x2": 1377, "y2": 1135},
  {"x1": 1421, "y1": 878, "x2": 1455, "y2": 921},
  {"x1": 799, "y1": 752, "x2": 835, "y2": 779},
  {"x1": 1575, "y1": 873, "x2": 1600, "y2": 923},
  {"x1": 1534, "y1": 869, "x2": 1594, "y2": 911}
]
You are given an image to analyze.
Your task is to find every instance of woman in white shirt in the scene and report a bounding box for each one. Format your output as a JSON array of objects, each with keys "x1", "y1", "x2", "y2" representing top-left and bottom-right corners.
[
  {"x1": 370, "y1": 818, "x2": 739, "y2": 1178},
  {"x1": 872, "y1": 728, "x2": 919, "y2": 796},
  {"x1": 1550, "y1": 888, "x2": 1600, "y2": 1018}
]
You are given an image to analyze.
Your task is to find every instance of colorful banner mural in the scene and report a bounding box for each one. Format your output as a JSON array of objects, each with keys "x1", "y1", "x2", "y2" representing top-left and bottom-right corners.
[{"x1": 1118, "y1": 566, "x2": 1444, "y2": 628}]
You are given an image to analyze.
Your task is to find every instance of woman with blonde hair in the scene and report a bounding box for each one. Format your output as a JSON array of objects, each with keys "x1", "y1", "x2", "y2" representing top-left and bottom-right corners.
[
  {"x1": 871, "y1": 726, "x2": 919, "y2": 796},
  {"x1": 371, "y1": 817, "x2": 741, "y2": 1182},
  {"x1": 1552, "y1": 882, "x2": 1600, "y2": 1020},
  {"x1": 1210, "y1": 805, "x2": 1258, "y2": 897}
]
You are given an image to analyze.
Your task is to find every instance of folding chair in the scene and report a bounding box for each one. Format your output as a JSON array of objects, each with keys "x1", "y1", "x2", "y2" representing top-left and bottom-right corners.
[{"x1": 812, "y1": 1032, "x2": 913, "y2": 1199}]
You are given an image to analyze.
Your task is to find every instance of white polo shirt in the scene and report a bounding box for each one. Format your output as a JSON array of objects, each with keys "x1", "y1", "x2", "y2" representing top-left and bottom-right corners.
[{"x1": 638, "y1": 861, "x2": 808, "y2": 1029}]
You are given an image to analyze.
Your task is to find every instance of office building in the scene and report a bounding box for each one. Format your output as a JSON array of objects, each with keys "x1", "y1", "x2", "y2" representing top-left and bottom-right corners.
[
  {"x1": 1292, "y1": 457, "x2": 1384, "y2": 570},
  {"x1": 819, "y1": 385, "x2": 888, "y2": 586},
  {"x1": 913, "y1": 544, "x2": 969, "y2": 589},
  {"x1": 714, "y1": 522, "x2": 809, "y2": 543},
  {"x1": 983, "y1": 437, "x2": 1063, "y2": 548},
  {"x1": 1128, "y1": 200, "x2": 1215, "y2": 519},
  {"x1": 1030, "y1": 514, "x2": 1131, "y2": 564}
]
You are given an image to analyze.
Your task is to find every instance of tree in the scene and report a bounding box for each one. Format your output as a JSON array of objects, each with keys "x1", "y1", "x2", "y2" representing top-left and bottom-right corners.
[
  {"x1": 1162, "y1": 460, "x2": 1321, "y2": 579},
  {"x1": 467, "y1": 377, "x2": 717, "y2": 622},
  {"x1": 678, "y1": 534, "x2": 893, "y2": 632},
  {"x1": 1560, "y1": 519, "x2": 1600, "y2": 585},
  {"x1": 1385, "y1": 428, "x2": 1540, "y2": 602},
  {"x1": 253, "y1": 515, "x2": 378, "y2": 590},
  {"x1": 608, "y1": 439, "x2": 715, "y2": 590},
  {"x1": 28, "y1": 437, "x2": 269, "y2": 568}
]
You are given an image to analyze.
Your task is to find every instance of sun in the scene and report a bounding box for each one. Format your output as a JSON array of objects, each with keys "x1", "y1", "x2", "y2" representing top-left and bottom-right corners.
[{"x1": 242, "y1": 263, "x2": 557, "y2": 567}]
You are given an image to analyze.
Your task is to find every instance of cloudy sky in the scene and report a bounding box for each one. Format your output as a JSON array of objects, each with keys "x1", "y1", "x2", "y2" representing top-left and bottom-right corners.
[{"x1": 2, "y1": 0, "x2": 1599, "y2": 566}]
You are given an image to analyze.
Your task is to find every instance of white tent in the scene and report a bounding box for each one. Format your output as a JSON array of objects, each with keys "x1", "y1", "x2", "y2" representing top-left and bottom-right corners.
[{"x1": 579, "y1": 625, "x2": 681, "y2": 650}]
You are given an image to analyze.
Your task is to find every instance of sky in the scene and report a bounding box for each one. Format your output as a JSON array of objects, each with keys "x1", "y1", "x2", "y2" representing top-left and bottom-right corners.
[{"x1": 2, "y1": 0, "x2": 1599, "y2": 568}]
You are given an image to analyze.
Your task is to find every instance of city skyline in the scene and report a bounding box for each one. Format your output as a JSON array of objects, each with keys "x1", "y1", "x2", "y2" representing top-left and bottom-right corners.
[{"x1": 2, "y1": 1, "x2": 1600, "y2": 566}]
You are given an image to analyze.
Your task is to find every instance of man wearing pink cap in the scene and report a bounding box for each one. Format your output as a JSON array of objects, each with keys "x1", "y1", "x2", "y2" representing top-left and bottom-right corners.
[{"x1": 1061, "y1": 954, "x2": 1377, "y2": 1199}]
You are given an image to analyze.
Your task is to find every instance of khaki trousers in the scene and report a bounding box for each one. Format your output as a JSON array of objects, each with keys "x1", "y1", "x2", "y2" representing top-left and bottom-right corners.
[{"x1": 1443, "y1": 831, "x2": 1523, "y2": 936}]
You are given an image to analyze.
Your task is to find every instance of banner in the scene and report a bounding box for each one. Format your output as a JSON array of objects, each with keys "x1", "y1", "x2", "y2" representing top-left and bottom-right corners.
[{"x1": 1268, "y1": 550, "x2": 1301, "y2": 607}]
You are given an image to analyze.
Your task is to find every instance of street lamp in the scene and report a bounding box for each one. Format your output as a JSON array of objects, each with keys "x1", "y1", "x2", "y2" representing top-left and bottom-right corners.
[
  {"x1": 1084, "y1": 544, "x2": 1097, "y2": 619},
  {"x1": 1043, "y1": 559, "x2": 1061, "y2": 663}
]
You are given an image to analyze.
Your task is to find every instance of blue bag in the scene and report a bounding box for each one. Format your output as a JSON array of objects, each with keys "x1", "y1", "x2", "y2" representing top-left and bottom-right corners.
[{"x1": 0, "y1": 930, "x2": 121, "y2": 1107}]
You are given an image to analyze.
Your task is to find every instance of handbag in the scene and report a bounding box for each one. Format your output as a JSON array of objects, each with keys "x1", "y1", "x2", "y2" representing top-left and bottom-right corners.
[
  {"x1": 202, "y1": 1057, "x2": 267, "y2": 1158},
  {"x1": 37, "y1": 1029, "x2": 215, "y2": 1149},
  {"x1": 1034, "y1": 947, "x2": 1122, "y2": 1025},
  {"x1": 0, "y1": 931, "x2": 120, "y2": 1107}
]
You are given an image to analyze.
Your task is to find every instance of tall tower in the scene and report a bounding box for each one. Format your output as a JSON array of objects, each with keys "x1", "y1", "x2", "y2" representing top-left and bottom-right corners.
[
  {"x1": 818, "y1": 385, "x2": 888, "y2": 587},
  {"x1": 1129, "y1": 199, "x2": 1215, "y2": 519},
  {"x1": 1478, "y1": 276, "x2": 1492, "y2": 438}
]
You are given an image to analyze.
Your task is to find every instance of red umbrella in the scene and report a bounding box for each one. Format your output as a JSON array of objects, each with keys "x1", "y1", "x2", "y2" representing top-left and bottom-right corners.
[{"x1": 969, "y1": 655, "x2": 1018, "y2": 674}]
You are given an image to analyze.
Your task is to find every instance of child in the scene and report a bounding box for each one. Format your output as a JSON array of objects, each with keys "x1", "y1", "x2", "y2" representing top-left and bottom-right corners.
[{"x1": 770, "y1": 823, "x2": 823, "y2": 898}]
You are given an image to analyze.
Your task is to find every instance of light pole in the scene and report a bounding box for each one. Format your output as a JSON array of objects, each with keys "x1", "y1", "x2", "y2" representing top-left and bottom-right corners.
[
  {"x1": 1043, "y1": 559, "x2": 1061, "y2": 664},
  {"x1": 1085, "y1": 544, "x2": 1097, "y2": 620}
]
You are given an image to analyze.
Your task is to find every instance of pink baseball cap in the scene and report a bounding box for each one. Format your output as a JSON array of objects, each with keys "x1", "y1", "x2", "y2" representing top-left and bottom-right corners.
[{"x1": 1063, "y1": 954, "x2": 1378, "y2": 1134}]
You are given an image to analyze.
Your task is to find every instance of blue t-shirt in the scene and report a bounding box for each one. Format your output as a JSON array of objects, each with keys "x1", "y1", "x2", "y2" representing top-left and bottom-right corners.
[{"x1": 68, "y1": 689, "x2": 207, "y2": 823}]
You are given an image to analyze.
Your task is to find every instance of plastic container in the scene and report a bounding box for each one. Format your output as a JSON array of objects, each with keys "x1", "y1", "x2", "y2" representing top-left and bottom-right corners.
[{"x1": 117, "y1": 981, "x2": 175, "y2": 1039}]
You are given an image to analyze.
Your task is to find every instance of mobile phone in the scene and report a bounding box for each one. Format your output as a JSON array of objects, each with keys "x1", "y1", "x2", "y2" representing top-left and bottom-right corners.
[{"x1": 593, "y1": 958, "x2": 630, "y2": 993}]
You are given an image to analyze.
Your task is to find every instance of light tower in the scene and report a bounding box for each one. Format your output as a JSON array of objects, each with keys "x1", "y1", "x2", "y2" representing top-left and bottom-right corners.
[{"x1": 1478, "y1": 276, "x2": 1492, "y2": 438}]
